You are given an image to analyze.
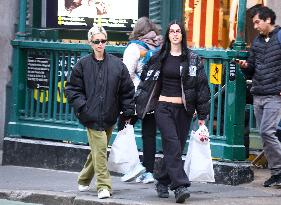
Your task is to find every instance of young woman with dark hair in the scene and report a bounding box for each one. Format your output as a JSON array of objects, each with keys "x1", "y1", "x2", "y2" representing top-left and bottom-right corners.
[{"x1": 135, "y1": 20, "x2": 210, "y2": 203}]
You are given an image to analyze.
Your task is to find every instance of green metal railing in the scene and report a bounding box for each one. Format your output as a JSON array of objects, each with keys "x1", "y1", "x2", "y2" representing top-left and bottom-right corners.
[
  {"x1": 8, "y1": 39, "x2": 126, "y2": 144},
  {"x1": 7, "y1": 0, "x2": 253, "y2": 161},
  {"x1": 195, "y1": 48, "x2": 249, "y2": 160},
  {"x1": 8, "y1": 38, "x2": 250, "y2": 160}
]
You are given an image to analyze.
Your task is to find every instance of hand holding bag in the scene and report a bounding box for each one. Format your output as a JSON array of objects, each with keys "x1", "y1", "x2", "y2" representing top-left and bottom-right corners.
[
  {"x1": 108, "y1": 124, "x2": 140, "y2": 174},
  {"x1": 184, "y1": 125, "x2": 215, "y2": 182}
]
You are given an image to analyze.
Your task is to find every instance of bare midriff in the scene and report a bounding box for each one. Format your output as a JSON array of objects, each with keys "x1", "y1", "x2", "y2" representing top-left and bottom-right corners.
[{"x1": 158, "y1": 95, "x2": 183, "y2": 104}]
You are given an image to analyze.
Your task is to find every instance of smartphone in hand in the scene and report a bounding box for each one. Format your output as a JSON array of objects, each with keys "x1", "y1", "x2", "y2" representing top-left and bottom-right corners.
[{"x1": 234, "y1": 58, "x2": 248, "y2": 68}]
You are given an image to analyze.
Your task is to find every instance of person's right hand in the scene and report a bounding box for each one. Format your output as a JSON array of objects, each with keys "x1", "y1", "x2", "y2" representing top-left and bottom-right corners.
[
  {"x1": 125, "y1": 118, "x2": 131, "y2": 125},
  {"x1": 198, "y1": 120, "x2": 205, "y2": 126},
  {"x1": 236, "y1": 59, "x2": 248, "y2": 69}
]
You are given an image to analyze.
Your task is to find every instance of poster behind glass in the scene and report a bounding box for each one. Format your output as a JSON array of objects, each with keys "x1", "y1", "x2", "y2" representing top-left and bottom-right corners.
[{"x1": 47, "y1": 0, "x2": 143, "y2": 32}]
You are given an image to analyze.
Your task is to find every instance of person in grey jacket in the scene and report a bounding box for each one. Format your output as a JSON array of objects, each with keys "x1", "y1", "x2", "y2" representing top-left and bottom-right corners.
[
  {"x1": 120, "y1": 17, "x2": 162, "y2": 184},
  {"x1": 237, "y1": 6, "x2": 281, "y2": 188},
  {"x1": 135, "y1": 20, "x2": 210, "y2": 203},
  {"x1": 65, "y1": 24, "x2": 135, "y2": 199}
]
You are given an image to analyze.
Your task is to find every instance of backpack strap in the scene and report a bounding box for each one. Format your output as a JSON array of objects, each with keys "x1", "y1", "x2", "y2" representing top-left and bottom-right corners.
[
  {"x1": 127, "y1": 40, "x2": 151, "y2": 80},
  {"x1": 142, "y1": 46, "x2": 160, "y2": 65},
  {"x1": 128, "y1": 40, "x2": 150, "y2": 50}
]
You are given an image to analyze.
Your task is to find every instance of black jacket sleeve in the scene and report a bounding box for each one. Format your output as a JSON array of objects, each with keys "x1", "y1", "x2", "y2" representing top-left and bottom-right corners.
[
  {"x1": 65, "y1": 61, "x2": 87, "y2": 113},
  {"x1": 195, "y1": 58, "x2": 211, "y2": 120},
  {"x1": 118, "y1": 63, "x2": 135, "y2": 117}
]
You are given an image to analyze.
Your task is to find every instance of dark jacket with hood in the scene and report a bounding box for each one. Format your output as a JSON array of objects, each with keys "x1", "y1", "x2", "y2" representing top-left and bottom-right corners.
[
  {"x1": 65, "y1": 52, "x2": 135, "y2": 131},
  {"x1": 135, "y1": 50, "x2": 210, "y2": 120},
  {"x1": 244, "y1": 26, "x2": 281, "y2": 96}
]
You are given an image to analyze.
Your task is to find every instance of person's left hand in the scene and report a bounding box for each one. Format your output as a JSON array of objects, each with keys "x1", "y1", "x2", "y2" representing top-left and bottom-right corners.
[{"x1": 198, "y1": 120, "x2": 205, "y2": 126}]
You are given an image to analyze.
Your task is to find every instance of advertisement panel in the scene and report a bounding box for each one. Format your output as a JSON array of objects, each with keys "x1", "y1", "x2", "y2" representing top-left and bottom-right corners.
[{"x1": 46, "y1": 0, "x2": 148, "y2": 32}]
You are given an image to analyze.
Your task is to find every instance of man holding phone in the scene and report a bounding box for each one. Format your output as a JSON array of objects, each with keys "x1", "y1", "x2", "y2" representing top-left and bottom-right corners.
[{"x1": 237, "y1": 6, "x2": 281, "y2": 187}]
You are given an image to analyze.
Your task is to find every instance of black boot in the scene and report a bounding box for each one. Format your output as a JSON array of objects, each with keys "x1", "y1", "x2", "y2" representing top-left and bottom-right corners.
[
  {"x1": 174, "y1": 186, "x2": 190, "y2": 203},
  {"x1": 155, "y1": 182, "x2": 169, "y2": 198},
  {"x1": 263, "y1": 173, "x2": 281, "y2": 187}
]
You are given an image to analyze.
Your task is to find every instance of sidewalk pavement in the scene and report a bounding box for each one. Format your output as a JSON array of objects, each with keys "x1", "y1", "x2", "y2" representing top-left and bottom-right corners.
[{"x1": 0, "y1": 165, "x2": 280, "y2": 205}]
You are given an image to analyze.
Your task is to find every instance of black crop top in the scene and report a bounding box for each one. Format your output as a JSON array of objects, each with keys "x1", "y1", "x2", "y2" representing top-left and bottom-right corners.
[{"x1": 160, "y1": 53, "x2": 182, "y2": 97}]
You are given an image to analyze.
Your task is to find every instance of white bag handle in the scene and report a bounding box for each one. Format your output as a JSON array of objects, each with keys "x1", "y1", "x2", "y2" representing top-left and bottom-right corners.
[{"x1": 108, "y1": 124, "x2": 140, "y2": 174}]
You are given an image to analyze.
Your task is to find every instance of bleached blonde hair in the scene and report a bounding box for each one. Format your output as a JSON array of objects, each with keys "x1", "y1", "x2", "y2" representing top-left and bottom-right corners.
[{"x1": 87, "y1": 24, "x2": 107, "y2": 42}]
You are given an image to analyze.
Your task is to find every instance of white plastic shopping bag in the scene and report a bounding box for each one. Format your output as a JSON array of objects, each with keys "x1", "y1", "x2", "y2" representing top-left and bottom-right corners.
[
  {"x1": 108, "y1": 124, "x2": 140, "y2": 174},
  {"x1": 184, "y1": 125, "x2": 215, "y2": 182}
]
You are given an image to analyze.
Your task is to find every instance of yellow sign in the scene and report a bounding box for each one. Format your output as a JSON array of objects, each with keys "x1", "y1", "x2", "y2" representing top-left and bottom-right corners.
[
  {"x1": 57, "y1": 81, "x2": 67, "y2": 103},
  {"x1": 33, "y1": 81, "x2": 67, "y2": 103},
  {"x1": 34, "y1": 89, "x2": 49, "y2": 103},
  {"x1": 210, "y1": 64, "x2": 222, "y2": 84}
]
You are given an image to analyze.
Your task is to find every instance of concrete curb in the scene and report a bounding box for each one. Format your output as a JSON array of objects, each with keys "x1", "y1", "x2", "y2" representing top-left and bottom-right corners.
[
  {"x1": 0, "y1": 189, "x2": 146, "y2": 205},
  {"x1": 1, "y1": 165, "x2": 281, "y2": 205},
  {"x1": 3, "y1": 137, "x2": 254, "y2": 186}
]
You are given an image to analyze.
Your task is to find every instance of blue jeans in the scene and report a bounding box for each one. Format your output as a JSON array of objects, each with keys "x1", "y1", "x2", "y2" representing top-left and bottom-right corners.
[{"x1": 254, "y1": 95, "x2": 281, "y2": 175}]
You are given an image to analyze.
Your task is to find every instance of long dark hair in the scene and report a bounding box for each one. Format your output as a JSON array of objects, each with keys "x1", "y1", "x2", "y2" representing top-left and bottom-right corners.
[{"x1": 158, "y1": 20, "x2": 189, "y2": 63}]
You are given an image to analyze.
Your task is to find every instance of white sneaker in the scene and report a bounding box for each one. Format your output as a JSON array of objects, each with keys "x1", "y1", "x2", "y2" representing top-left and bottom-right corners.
[
  {"x1": 135, "y1": 173, "x2": 145, "y2": 183},
  {"x1": 121, "y1": 163, "x2": 146, "y2": 182},
  {"x1": 98, "y1": 189, "x2": 111, "y2": 199},
  {"x1": 78, "y1": 184, "x2": 90, "y2": 192},
  {"x1": 142, "y1": 172, "x2": 155, "y2": 184}
]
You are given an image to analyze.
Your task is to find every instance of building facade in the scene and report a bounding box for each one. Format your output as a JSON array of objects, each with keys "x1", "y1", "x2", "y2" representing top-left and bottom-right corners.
[{"x1": 0, "y1": 0, "x2": 18, "y2": 151}]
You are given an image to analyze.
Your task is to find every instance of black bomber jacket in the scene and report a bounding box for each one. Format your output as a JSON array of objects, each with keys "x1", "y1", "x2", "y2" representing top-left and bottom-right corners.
[{"x1": 65, "y1": 52, "x2": 135, "y2": 130}]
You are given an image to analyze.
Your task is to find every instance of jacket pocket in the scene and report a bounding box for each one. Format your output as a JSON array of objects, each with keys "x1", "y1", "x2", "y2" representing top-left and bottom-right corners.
[
  {"x1": 76, "y1": 104, "x2": 92, "y2": 123},
  {"x1": 184, "y1": 88, "x2": 196, "y2": 104}
]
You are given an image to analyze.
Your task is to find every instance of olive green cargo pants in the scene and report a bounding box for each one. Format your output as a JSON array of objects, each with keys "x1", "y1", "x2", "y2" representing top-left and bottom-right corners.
[{"x1": 78, "y1": 127, "x2": 114, "y2": 192}]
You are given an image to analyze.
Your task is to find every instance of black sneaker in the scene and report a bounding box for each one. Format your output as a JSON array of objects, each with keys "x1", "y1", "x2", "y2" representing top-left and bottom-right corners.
[
  {"x1": 174, "y1": 186, "x2": 190, "y2": 203},
  {"x1": 263, "y1": 173, "x2": 281, "y2": 187},
  {"x1": 155, "y1": 182, "x2": 169, "y2": 198}
]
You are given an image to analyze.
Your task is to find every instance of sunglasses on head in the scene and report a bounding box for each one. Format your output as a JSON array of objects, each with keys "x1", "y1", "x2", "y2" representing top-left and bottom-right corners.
[{"x1": 91, "y1": 39, "x2": 107, "y2": 44}]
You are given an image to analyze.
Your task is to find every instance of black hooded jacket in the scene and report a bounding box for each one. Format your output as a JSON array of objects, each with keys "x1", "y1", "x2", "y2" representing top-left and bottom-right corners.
[
  {"x1": 135, "y1": 50, "x2": 210, "y2": 120},
  {"x1": 65, "y1": 53, "x2": 135, "y2": 130}
]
